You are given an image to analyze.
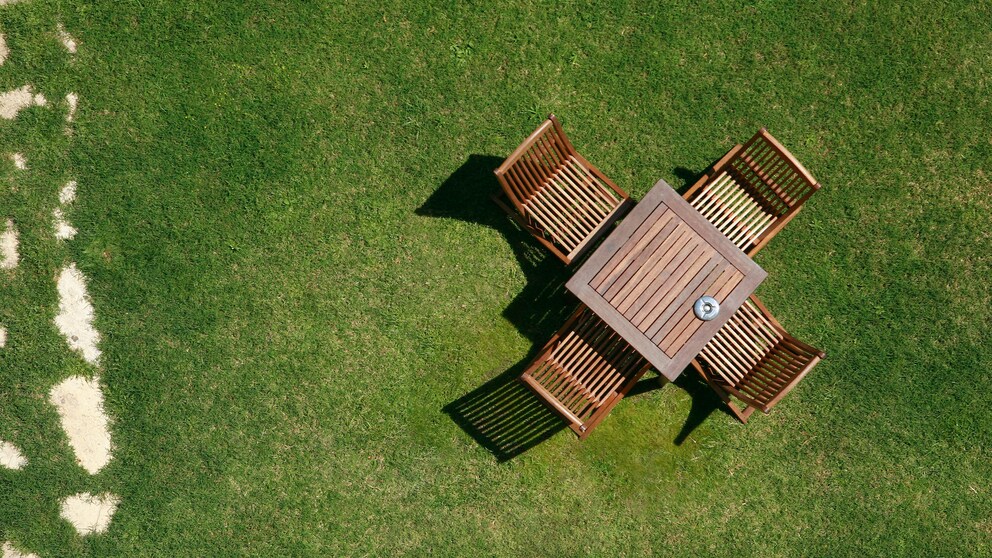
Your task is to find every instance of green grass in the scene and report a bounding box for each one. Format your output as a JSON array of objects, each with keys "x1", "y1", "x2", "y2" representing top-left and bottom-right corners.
[{"x1": 2, "y1": 0, "x2": 991, "y2": 555}]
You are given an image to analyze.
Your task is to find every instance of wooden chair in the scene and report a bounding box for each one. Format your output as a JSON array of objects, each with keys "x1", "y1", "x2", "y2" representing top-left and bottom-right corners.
[
  {"x1": 691, "y1": 295, "x2": 825, "y2": 423},
  {"x1": 494, "y1": 115, "x2": 633, "y2": 264},
  {"x1": 683, "y1": 128, "x2": 821, "y2": 256},
  {"x1": 520, "y1": 305, "x2": 651, "y2": 439}
]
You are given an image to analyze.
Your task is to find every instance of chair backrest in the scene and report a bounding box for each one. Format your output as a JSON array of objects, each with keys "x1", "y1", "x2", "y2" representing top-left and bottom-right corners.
[
  {"x1": 726, "y1": 128, "x2": 820, "y2": 218},
  {"x1": 698, "y1": 296, "x2": 824, "y2": 412},
  {"x1": 494, "y1": 114, "x2": 578, "y2": 215}
]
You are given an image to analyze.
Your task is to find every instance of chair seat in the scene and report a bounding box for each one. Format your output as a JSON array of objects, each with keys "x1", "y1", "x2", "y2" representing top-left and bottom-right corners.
[
  {"x1": 692, "y1": 296, "x2": 824, "y2": 422},
  {"x1": 494, "y1": 114, "x2": 631, "y2": 264},
  {"x1": 521, "y1": 305, "x2": 650, "y2": 438},
  {"x1": 683, "y1": 128, "x2": 822, "y2": 256},
  {"x1": 688, "y1": 171, "x2": 776, "y2": 254},
  {"x1": 522, "y1": 156, "x2": 627, "y2": 261}
]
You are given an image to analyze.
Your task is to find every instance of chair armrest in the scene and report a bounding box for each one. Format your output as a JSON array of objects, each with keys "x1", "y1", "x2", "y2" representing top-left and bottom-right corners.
[
  {"x1": 757, "y1": 128, "x2": 819, "y2": 189},
  {"x1": 494, "y1": 118, "x2": 556, "y2": 176}
]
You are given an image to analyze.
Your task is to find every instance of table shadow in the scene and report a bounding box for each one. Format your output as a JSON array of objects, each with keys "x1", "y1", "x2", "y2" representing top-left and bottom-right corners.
[
  {"x1": 622, "y1": 367, "x2": 731, "y2": 445},
  {"x1": 670, "y1": 367, "x2": 732, "y2": 445},
  {"x1": 672, "y1": 166, "x2": 703, "y2": 193}
]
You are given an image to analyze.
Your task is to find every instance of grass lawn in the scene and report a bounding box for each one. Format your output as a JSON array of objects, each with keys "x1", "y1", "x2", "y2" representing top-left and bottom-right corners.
[{"x1": 1, "y1": 0, "x2": 991, "y2": 555}]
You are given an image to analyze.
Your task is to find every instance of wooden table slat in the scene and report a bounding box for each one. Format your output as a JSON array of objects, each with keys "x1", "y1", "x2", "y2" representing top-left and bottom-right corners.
[
  {"x1": 592, "y1": 204, "x2": 673, "y2": 290},
  {"x1": 624, "y1": 233, "x2": 700, "y2": 323},
  {"x1": 658, "y1": 267, "x2": 743, "y2": 353},
  {"x1": 641, "y1": 254, "x2": 721, "y2": 339},
  {"x1": 605, "y1": 221, "x2": 692, "y2": 304}
]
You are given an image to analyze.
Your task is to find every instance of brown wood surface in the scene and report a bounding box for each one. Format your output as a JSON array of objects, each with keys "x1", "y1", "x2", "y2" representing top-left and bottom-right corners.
[{"x1": 567, "y1": 180, "x2": 767, "y2": 382}]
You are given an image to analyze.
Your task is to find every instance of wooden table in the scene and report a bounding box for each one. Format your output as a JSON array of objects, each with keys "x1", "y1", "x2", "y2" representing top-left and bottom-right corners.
[{"x1": 566, "y1": 179, "x2": 767, "y2": 381}]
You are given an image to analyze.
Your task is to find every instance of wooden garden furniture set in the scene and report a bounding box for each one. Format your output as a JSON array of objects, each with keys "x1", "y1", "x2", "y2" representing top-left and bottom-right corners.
[{"x1": 494, "y1": 115, "x2": 825, "y2": 438}]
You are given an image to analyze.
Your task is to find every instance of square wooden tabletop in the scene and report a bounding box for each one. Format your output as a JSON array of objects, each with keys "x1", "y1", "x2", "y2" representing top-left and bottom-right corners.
[{"x1": 566, "y1": 179, "x2": 767, "y2": 381}]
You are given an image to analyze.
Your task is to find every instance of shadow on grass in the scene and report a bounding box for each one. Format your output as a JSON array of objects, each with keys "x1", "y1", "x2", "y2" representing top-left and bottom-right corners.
[
  {"x1": 670, "y1": 367, "x2": 729, "y2": 445},
  {"x1": 416, "y1": 154, "x2": 573, "y2": 343},
  {"x1": 622, "y1": 369, "x2": 727, "y2": 445},
  {"x1": 442, "y1": 362, "x2": 566, "y2": 462},
  {"x1": 672, "y1": 166, "x2": 702, "y2": 192},
  {"x1": 419, "y1": 155, "x2": 576, "y2": 460}
]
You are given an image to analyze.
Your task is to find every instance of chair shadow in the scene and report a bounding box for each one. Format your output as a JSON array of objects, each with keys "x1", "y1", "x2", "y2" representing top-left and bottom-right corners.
[
  {"x1": 672, "y1": 166, "x2": 703, "y2": 193},
  {"x1": 418, "y1": 155, "x2": 580, "y2": 460},
  {"x1": 416, "y1": 154, "x2": 574, "y2": 343},
  {"x1": 442, "y1": 360, "x2": 567, "y2": 462},
  {"x1": 441, "y1": 361, "x2": 728, "y2": 460}
]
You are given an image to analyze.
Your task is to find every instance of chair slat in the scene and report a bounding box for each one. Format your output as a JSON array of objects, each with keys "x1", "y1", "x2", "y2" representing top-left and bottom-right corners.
[{"x1": 685, "y1": 128, "x2": 821, "y2": 256}]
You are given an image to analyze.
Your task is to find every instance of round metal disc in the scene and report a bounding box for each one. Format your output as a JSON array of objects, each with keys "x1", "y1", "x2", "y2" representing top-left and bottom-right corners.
[{"x1": 694, "y1": 296, "x2": 720, "y2": 321}]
